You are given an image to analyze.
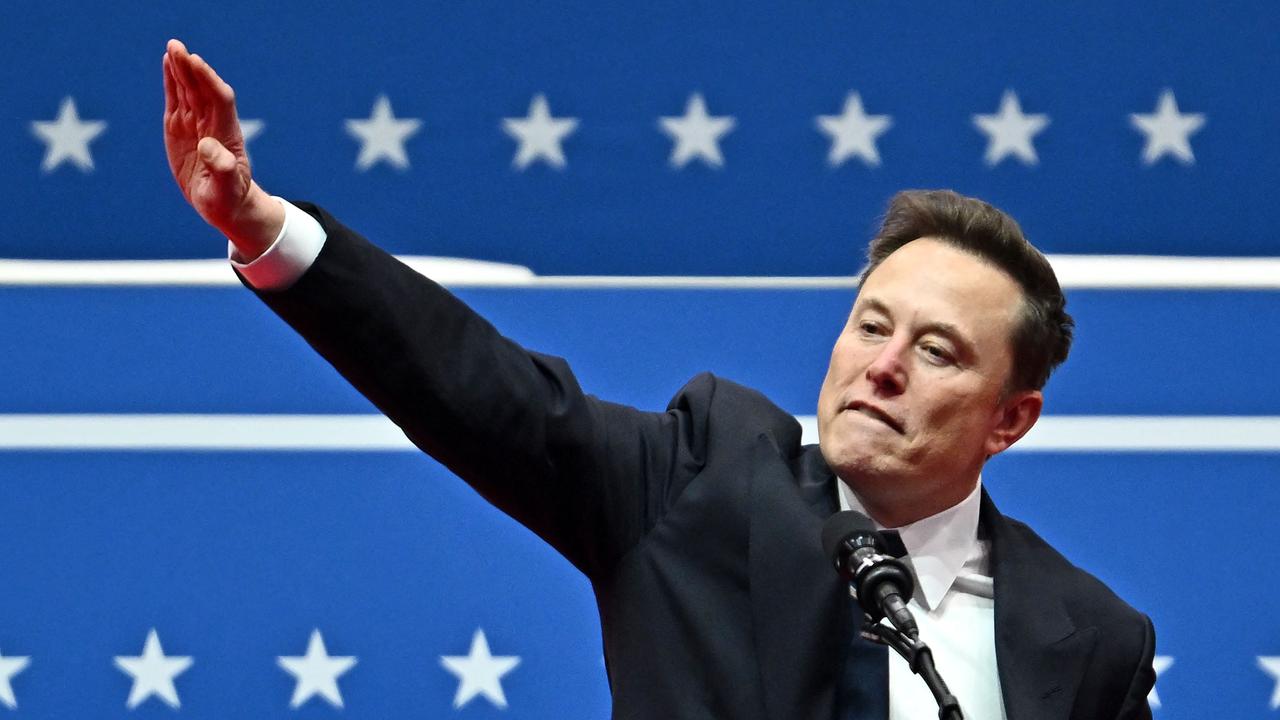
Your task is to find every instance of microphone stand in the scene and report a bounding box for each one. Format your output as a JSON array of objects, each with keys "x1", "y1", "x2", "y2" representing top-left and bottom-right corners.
[{"x1": 861, "y1": 619, "x2": 964, "y2": 720}]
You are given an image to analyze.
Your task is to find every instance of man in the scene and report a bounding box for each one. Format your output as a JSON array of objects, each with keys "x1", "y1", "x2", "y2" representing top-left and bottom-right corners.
[{"x1": 162, "y1": 39, "x2": 1156, "y2": 719}]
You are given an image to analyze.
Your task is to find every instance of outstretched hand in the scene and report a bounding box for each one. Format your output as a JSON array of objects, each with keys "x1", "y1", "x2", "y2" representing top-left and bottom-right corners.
[{"x1": 163, "y1": 39, "x2": 282, "y2": 256}]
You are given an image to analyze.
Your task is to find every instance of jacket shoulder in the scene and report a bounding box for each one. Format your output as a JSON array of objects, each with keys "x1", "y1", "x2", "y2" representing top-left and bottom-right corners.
[
  {"x1": 998, "y1": 514, "x2": 1153, "y2": 645},
  {"x1": 667, "y1": 372, "x2": 804, "y2": 454}
]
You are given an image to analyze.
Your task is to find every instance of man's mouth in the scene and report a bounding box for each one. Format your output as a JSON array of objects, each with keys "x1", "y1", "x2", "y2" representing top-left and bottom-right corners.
[{"x1": 845, "y1": 401, "x2": 905, "y2": 434}]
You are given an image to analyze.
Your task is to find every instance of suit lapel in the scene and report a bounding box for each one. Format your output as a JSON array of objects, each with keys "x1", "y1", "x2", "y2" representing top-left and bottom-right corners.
[
  {"x1": 984, "y1": 492, "x2": 1097, "y2": 720},
  {"x1": 745, "y1": 455, "x2": 1098, "y2": 720},
  {"x1": 748, "y1": 434, "x2": 846, "y2": 720}
]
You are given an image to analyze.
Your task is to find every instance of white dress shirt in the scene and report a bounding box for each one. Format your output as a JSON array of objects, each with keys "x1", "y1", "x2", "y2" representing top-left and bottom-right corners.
[
  {"x1": 228, "y1": 197, "x2": 326, "y2": 289},
  {"x1": 232, "y1": 200, "x2": 1007, "y2": 718},
  {"x1": 839, "y1": 481, "x2": 1006, "y2": 720}
]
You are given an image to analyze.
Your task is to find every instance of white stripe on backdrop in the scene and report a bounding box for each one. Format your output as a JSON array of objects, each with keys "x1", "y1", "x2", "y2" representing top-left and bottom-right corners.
[
  {"x1": 2, "y1": 414, "x2": 1279, "y2": 452},
  {"x1": 3, "y1": 256, "x2": 1280, "y2": 289}
]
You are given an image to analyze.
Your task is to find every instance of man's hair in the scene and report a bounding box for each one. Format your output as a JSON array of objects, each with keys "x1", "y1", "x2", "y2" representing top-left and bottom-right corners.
[{"x1": 858, "y1": 189, "x2": 1074, "y2": 392}]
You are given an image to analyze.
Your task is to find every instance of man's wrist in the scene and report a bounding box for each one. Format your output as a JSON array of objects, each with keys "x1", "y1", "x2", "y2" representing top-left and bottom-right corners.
[
  {"x1": 224, "y1": 184, "x2": 286, "y2": 261},
  {"x1": 230, "y1": 197, "x2": 327, "y2": 291}
]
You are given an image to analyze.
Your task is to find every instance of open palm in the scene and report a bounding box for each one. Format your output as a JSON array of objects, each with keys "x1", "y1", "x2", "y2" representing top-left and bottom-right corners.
[{"x1": 162, "y1": 39, "x2": 254, "y2": 232}]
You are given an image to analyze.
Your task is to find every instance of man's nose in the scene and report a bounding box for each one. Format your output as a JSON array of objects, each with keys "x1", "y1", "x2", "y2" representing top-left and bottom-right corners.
[{"x1": 865, "y1": 336, "x2": 908, "y2": 394}]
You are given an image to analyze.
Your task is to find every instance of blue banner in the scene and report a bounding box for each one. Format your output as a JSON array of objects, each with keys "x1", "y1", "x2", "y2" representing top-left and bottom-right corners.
[
  {"x1": 2, "y1": 1, "x2": 1278, "y2": 717},
  {"x1": 3, "y1": 1, "x2": 1277, "y2": 272}
]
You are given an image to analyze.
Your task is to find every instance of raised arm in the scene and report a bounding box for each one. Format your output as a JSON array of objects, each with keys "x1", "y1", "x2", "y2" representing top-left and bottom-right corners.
[
  {"x1": 163, "y1": 39, "x2": 282, "y2": 259},
  {"x1": 159, "y1": 41, "x2": 721, "y2": 579}
]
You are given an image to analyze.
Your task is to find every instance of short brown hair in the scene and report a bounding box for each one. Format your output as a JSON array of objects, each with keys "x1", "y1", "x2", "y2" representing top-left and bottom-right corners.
[{"x1": 859, "y1": 189, "x2": 1073, "y2": 392}]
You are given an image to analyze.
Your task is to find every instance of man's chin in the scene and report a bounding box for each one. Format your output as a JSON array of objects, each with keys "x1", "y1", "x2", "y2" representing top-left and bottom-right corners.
[{"x1": 821, "y1": 445, "x2": 901, "y2": 485}]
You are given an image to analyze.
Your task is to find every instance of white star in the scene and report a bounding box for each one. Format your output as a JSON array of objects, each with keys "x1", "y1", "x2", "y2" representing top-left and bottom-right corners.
[
  {"x1": 30, "y1": 97, "x2": 107, "y2": 173},
  {"x1": 440, "y1": 628, "x2": 521, "y2": 709},
  {"x1": 0, "y1": 649, "x2": 30, "y2": 709},
  {"x1": 239, "y1": 118, "x2": 264, "y2": 164},
  {"x1": 659, "y1": 93, "x2": 736, "y2": 169},
  {"x1": 239, "y1": 118, "x2": 264, "y2": 145},
  {"x1": 1147, "y1": 655, "x2": 1173, "y2": 708},
  {"x1": 113, "y1": 629, "x2": 193, "y2": 709},
  {"x1": 1259, "y1": 657, "x2": 1280, "y2": 710},
  {"x1": 1129, "y1": 90, "x2": 1206, "y2": 166},
  {"x1": 502, "y1": 94, "x2": 579, "y2": 170},
  {"x1": 277, "y1": 629, "x2": 357, "y2": 709},
  {"x1": 345, "y1": 95, "x2": 422, "y2": 171},
  {"x1": 972, "y1": 90, "x2": 1050, "y2": 167},
  {"x1": 816, "y1": 92, "x2": 892, "y2": 167}
]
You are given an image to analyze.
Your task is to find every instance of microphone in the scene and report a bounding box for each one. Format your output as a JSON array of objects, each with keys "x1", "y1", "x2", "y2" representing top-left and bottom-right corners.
[
  {"x1": 821, "y1": 510, "x2": 919, "y2": 639},
  {"x1": 822, "y1": 511, "x2": 965, "y2": 719}
]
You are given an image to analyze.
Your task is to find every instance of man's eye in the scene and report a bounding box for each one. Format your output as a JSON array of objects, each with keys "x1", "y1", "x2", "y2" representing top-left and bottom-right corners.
[
  {"x1": 859, "y1": 322, "x2": 883, "y2": 335},
  {"x1": 922, "y1": 344, "x2": 952, "y2": 363}
]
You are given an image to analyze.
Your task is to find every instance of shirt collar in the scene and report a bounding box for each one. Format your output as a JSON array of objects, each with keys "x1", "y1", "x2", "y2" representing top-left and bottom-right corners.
[{"x1": 836, "y1": 479, "x2": 983, "y2": 612}]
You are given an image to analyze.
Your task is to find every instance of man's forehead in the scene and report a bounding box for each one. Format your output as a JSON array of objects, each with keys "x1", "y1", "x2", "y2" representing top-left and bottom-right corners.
[{"x1": 854, "y1": 240, "x2": 1024, "y2": 336}]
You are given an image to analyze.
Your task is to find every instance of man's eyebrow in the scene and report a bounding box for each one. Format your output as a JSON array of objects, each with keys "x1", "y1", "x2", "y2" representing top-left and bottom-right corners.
[
  {"x1": 857, "y1": 297, "x2": 892, "y2": 317},
  {"x1": 856, "y1": 297, "x2": 977, "y2": 355}
]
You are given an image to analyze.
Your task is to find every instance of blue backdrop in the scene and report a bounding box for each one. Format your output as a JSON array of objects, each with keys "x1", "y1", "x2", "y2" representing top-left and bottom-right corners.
[
  {"x1": 4, "y1": 1, "x2": 1278, "y2": 271},
  {"x1": 2, "y1": 1, "x2": 1279, "y2": 717}
]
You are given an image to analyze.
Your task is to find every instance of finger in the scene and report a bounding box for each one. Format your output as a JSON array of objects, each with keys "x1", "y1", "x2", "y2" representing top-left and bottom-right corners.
[
  {"x1": 182, "y1": 53, "x2": 215, "y2": 108},
  {"x1": 162, "y1": 54, "x2": 179, "y2": 117},
  {"x1": 170, "y1": 54, "x2": 194, "y2": 115},
  {"x1": 168, "y1": 50, "x2": 192, "y2": 107},
  {"x1": 166, "y1": 52, "x2": 188, "y2": 113},
  {"x1": 188, "y1": 54, "x2": 243, "y2": 141},
  {"x1": 165, "y1": 38, "x2": 195, "y2": 105},
  {"x1": 203, "y1": 58, "x2": 237, "y2": 108},
  {"x1": 170, "y1": 45, "x2": 203, "y2": 108},
  {"x1": 190, "y1": 53, "x2": 233, "y2": 109}
]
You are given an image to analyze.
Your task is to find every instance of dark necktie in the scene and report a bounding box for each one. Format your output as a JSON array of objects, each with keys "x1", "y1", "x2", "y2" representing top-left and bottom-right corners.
[{"x1": 837, "y1": 529, "x2": 905, "y2": 720}]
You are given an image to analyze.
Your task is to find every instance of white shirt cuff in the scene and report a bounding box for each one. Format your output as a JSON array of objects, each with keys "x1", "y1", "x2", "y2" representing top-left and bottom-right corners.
[{"x1": 229, "y1": 197, "x2": 327, "y2": 291}]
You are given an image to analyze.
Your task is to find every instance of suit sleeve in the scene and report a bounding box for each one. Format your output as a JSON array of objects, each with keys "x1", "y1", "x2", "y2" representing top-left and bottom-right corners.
[
  {"x1": 240, "y1": 202, "x2": 712, "y2": 579},
  {"x1": 1113, "y1": 614, "x2": 1156, "y2": 720}
]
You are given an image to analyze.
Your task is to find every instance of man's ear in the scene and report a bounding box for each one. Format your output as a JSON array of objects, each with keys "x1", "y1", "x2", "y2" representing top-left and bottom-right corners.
[{"x1": 985, "y1": 389, "x2": 1043, "y2": 456}]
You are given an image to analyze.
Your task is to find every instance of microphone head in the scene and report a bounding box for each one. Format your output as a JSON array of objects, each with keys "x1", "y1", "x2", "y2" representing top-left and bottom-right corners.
[{"x1": 821, "y1": 510, "x2": 878, "y2": 562}]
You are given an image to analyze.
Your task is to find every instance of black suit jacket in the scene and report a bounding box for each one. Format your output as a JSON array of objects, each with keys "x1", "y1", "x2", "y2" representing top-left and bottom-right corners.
[{"x1": 248, "y1": 202, "x2": 1156, "y2": 719}]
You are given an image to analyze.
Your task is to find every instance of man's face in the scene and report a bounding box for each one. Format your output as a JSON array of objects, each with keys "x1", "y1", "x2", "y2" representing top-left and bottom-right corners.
[{"x1": 816, "y1": 238, "x2": 1040, "y2": 517}]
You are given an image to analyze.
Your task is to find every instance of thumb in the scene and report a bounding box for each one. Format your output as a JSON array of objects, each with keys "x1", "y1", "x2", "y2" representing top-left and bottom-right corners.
[{"x1": 197, "y1": 136, "x2": 237, "y2": 174}]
